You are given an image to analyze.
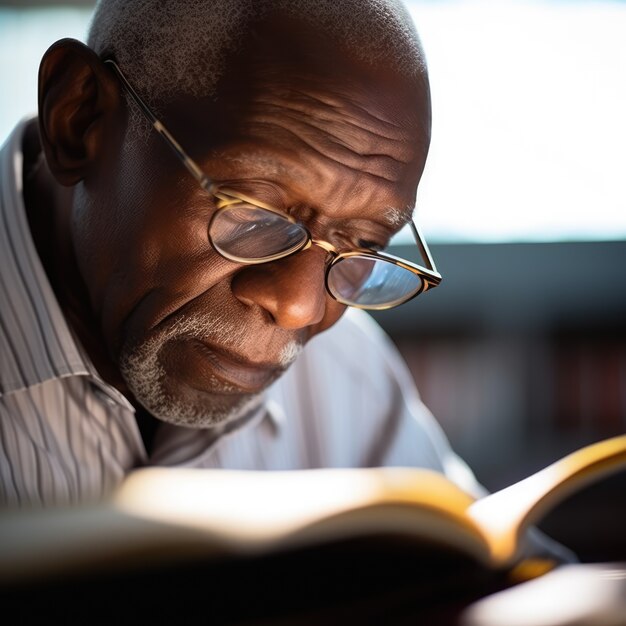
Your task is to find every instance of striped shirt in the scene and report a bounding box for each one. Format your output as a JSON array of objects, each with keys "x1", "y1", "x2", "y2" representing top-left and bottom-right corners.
[{"x1": 0, "y1": 118, "x2": 483, "y2": 509}]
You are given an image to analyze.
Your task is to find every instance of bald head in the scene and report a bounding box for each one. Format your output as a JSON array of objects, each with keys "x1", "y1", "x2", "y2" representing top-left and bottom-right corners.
[{"x1": 88, "y1": 0, "x2": 427, "y2": 108}]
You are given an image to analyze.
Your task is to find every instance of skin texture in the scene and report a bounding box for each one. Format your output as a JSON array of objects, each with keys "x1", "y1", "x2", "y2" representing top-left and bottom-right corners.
[{"x1": 25, "y1": 14, "x2": 431, "y2": 449}]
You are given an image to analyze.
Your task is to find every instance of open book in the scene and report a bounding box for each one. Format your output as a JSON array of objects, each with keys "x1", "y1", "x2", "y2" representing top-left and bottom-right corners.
[{"x1": 1, "y1": 435, "x2": 625, "y2": 586}]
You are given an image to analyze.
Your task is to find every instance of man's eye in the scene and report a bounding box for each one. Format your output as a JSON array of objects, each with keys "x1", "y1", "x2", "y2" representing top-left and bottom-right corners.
[{"x1": 357, "y1": 239, "x2": 385, "y2": 251}]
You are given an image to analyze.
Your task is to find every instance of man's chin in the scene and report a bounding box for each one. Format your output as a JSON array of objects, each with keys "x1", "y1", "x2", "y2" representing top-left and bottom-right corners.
[
  {"x1": 135, "y1": 383, "x2": 264, "y2": 429},
  {"x1": 119, "y1": 336, "x2": 267, "y2": 429},
  {"x1": 117, "y1": 308, "x2": 300, "y2": 429}
]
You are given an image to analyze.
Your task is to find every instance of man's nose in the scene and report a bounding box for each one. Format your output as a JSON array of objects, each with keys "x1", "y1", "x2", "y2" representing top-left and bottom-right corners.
[{"x1": 230, "y1": 247, "x2": 327, "y2": 330}]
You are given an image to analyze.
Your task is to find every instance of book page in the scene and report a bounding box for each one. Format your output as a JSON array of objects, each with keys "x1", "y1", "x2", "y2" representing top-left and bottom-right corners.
[
  {"x1": 114, "y1": 466, "x2": 480, "y2": 545},
  {"x1": 114, "y1": 465, "x2": 490, "y2": 562},
  {"x1": 467, "y1": 435, "x2": 626, "y2": 565}
]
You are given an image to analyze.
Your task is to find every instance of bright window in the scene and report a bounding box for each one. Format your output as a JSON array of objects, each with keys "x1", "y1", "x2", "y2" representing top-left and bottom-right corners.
[{"x1": 407, "y1": 0, "x2": 626, "y2": 243}]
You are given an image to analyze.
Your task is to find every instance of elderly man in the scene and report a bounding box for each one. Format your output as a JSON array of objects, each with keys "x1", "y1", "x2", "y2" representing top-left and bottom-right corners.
[{"x1": 2, "y1": 0, "x2": 479, "y2": 508}]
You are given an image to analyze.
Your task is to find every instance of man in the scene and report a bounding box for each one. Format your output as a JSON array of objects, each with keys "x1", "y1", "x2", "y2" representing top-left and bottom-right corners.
[{"x1": 1, "y1": 0, "x2": 483, "y2": 507}]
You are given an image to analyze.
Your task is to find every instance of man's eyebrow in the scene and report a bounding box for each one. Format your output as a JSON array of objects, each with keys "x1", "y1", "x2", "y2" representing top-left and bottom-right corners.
[{"x1": 382, "y1": 205, "x2": 414, "y2": 229}]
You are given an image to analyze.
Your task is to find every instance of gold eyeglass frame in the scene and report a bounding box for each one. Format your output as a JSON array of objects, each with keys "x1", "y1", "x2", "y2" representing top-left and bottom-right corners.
[{"x1": 104, "y1": 59, "x2": 442, "y2": 310}]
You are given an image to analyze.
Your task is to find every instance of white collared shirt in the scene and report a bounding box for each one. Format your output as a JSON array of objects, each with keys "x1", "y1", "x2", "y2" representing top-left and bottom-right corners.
[{"x1": 0, "y1": 119, "x2": 483, "y2": 508}]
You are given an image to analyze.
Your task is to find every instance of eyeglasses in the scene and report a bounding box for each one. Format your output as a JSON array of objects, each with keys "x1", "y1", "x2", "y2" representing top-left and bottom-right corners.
[{"x1": 104, "y1": 59, "x2": 442, "y2": 310}]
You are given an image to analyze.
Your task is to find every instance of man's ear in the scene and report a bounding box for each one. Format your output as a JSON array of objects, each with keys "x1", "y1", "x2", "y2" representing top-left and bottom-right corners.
[{"x1": 38, "y1": 38, "x2": 121, "y2": 186}]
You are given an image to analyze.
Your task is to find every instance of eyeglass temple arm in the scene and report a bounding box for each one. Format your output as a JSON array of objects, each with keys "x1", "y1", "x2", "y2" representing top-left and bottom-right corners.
[
  {"x1": 410, "y1": 220, "x2": 439, "y2": 275},
  {"x1": 103, "y1": 59, "x2": 216, "y2": 195}
]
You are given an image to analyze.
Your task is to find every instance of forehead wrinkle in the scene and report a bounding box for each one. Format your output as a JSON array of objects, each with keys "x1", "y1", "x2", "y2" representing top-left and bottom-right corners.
[
  {"x1": 251, "y1": 89, "x2": 419, "y2": 163},
  {"x1": 257, "y1": 88, "x2": 409, "y2": 140},
  {"x1": 239, "y1": 114, "x2": 412, "y2": 186},
  {"x1": 263, "y1": 103, "x2": 416, "y2": 167}
]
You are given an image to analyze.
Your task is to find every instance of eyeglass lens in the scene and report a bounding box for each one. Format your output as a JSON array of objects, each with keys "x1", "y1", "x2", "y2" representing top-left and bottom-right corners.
[
  {"x1": 328, "y1": 256, "x2": 423, "y2": 307},
  {"x1": 210, "y1": 204, "x2": 309, "y2": 262}
]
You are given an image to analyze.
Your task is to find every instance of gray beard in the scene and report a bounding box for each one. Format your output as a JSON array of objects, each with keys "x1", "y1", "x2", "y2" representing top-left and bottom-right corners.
[{"x1": 118, "y1": 311, "x2": 301, "y2": 429}]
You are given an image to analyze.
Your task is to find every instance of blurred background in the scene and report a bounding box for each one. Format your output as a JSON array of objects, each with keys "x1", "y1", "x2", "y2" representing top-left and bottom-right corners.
[{"x1": 1, "y1": 0, "x2": 625, "y2": 560}]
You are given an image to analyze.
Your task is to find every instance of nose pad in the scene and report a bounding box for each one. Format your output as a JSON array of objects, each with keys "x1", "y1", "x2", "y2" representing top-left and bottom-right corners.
[{"x1": 230, "y1": 247, "x2": 328, "y2": 330}]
